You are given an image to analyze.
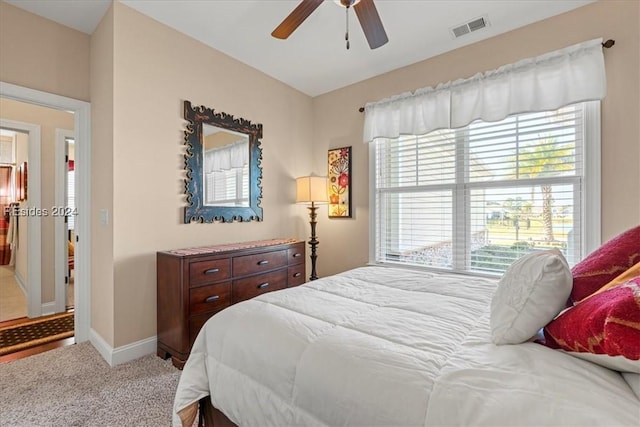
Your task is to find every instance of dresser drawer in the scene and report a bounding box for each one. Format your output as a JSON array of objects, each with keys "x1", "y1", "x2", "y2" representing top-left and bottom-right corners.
[
  {"x1": 189, "y1": 258, "x2": 231, "y2": 286},
  {"x1": 288, "y1": 263, "x2": 305, "y2": 287},
  {"x1": 233, "y1": 250, "x2": 287, "y2": 277},
  {"x1": 288, "y1": 242, "x2": 305, "y2": 265},
  {"x1": 189, "y1": 282, "x2": 232, "y2": 315},
  {"x1": 232, "y1": 269, "x2": 287, "y2": 302}
]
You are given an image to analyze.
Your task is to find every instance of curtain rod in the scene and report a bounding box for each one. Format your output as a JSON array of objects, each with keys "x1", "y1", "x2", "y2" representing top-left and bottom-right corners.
[{"x1": 357, "y1": 38, "x2": 616, "y2": 113}]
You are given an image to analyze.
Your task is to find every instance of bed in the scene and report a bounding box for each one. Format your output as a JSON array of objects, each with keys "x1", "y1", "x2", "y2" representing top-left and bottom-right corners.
[{"x1": 173, "y1": 252, "x2": 640, "y2": 426}]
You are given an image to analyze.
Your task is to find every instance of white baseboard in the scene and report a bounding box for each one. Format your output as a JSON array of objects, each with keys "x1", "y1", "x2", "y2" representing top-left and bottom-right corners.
[
  {"x1": 89, "y1": 329, "x2": 158, "y2": 367},
  {"x1": 14, "y1": 272, "x2": 27, "y2": 294},
  {"x1": 40, "y1": 301, "x2": 56, "y2": 316}
]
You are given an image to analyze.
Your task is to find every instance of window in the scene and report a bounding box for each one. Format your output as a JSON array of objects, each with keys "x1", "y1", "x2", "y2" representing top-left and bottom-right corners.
[
  {"x1": 66, "y1": 137, "x2": 76, "y2": 231},
  {"x1": 202, "y1": 137, "x2": 250, "y2": 207},
  {"x1": 371, "y1": 101, "x2": 599, "y2": 275},
  {"x1": 204, "y1": 164, "x2": 249, "y2": 206},
  {"x1": 67, "y1": 165, "x2": 75, "y2": 230},
  {"x1": 0, "y1": 132, "x2": 16, "y2": 205}
]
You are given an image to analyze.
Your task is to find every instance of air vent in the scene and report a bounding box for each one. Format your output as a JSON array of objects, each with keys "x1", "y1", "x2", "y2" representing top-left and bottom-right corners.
[
  {"x1": 468, "y1": 17, "x2": 486, "y2": 32},
  {"x1": 452, "y1": 25, "x2": 470, "y2": 38},
  {"x1": 450, "y1": 15, "x2": 490, "y2": 38}
]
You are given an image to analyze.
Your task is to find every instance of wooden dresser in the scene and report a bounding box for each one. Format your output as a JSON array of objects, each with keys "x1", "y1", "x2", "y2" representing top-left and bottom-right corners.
[{"x1": 156, "y1": 238, "x2": 305, "y2": 368}]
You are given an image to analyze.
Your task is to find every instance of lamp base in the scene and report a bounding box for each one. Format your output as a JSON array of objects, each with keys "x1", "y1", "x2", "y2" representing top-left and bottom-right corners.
[{"x1": 307, "y1": 202, "x2": 319, "y2": 281}]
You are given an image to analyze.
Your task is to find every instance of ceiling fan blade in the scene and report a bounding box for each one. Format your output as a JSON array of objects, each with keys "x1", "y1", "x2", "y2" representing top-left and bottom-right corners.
[
  {"x1": 271, "y1": 0, "x2": 324, "y2": 40},
  {"x1": 354, "y1": 0, "x2": 388, "y2": 49}
]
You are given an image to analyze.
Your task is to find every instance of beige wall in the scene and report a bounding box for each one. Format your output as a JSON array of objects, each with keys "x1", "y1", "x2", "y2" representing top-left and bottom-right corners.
[
  {"x1": 90, "y1": 4, "x2": 116, "y2": 346},
  {"x1": 101, "y1": 3, "x2": 314, "y2": 347},
  {"x1": 0, "y1": 98, "x2": 74, "y2": 303},
  {"x1": 0, "y1": 2, "x2": 90, "y2": 102},
  {"x1": 313, "y1": 0, "x2": 640, "y2": 277}
]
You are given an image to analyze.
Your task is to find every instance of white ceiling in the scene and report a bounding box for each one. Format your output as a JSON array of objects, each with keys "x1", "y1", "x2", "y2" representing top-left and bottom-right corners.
[{"x1": 6, "y1": 0, "x2": 594, "y2": 97}]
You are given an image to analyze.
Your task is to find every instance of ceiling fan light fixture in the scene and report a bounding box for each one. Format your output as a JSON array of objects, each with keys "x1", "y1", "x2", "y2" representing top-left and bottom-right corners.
[{"x1": 336, "y1": 0, "x2": 361, "y2": 8}]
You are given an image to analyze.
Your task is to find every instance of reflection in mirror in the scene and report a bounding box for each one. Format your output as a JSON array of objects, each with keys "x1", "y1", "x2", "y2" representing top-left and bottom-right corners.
[
  {"x1": 202, "y1": 124, "x2": 249, "y2": 207},
  {"x1": 184, "y1": 101, "x2": 263, "y2": 223}
]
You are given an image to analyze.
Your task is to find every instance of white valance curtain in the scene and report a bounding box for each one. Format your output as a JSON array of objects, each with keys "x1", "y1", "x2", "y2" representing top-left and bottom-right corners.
[
  {"x1": 204, "y1": 140, "x2": 248, "y2": 173},
  {"x1": 363, "y1": 38, "x2": 606, "y2": 142}
]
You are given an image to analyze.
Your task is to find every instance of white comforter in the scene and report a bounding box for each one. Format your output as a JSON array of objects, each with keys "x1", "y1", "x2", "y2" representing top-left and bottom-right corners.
[{"x1": 173, "y1": 266, "x2": 639, "y2": 426}]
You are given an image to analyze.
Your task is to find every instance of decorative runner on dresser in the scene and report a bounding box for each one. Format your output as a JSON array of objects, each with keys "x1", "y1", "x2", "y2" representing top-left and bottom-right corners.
[
  {"x1": 0, "y1": 312, "x2": 74, "y2": 356},
  {"x1": 166, "y1": 238, "x2": 298, "y2": 256}
]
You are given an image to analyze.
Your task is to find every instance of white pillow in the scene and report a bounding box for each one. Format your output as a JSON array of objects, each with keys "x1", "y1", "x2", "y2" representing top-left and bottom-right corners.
[{"x1": 491, "y1": 249, "x2": 572, "y2": 345}]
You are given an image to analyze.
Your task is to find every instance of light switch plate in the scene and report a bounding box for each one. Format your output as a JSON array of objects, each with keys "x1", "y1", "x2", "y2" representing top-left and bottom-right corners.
[{"x1": 100, "y1": 209, "x2": 109, "y2": 225}]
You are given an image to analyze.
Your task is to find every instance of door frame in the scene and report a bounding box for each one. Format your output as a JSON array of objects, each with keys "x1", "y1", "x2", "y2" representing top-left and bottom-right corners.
[{"x1": 1, "y1": 81, "x2": 91, "y2": 343}]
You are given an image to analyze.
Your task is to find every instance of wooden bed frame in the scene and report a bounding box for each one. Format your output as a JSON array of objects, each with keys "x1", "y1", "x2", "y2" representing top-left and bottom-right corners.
[{"x1": 198, "y1": 396, "x2": 238, "y2": 427}]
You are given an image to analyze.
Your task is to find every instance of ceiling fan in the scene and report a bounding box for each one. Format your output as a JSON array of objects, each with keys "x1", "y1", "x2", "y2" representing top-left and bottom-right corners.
[{"x1": 272, "y1": 0, "x2": 388, "y2": 50}]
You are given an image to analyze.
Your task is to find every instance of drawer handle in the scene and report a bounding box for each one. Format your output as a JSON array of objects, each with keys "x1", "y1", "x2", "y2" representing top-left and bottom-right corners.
[
  {"x1": 258, "y1": 282, "x2": 270, "y2": 289},
  {"x1": 204, "y1": 268, "x2": 220, "y2": 275},
  {"x1": 257, "y1": 260, "x2": 269, "y2": 266},
  {"x1": 293, "y1": 253, "x2": 302, "y2": 258},
  {"x1": 293, "y1": 272, "x2": 302, "y2": 278},
  {"x1": 205, "y1": 295, "x2": 220, "y2": 303}
]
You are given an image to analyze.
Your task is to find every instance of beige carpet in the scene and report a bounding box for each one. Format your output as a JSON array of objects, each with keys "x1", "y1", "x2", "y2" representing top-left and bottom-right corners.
[
  {"x1": 0, "y1": 342, "x2": 183, "y2": 426},
  {"x1": 0, "y1": 265, "x2": 27, "y2": 322}
]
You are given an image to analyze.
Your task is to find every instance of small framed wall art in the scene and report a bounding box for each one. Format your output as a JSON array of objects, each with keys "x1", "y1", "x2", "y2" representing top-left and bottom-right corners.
[{"x1": 327, "y1": 146, "x2": 352, "y2": 218}]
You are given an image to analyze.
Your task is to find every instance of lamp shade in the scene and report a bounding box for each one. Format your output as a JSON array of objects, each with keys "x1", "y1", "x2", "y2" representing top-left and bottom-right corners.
[{"x1": 296, "y1": 176, "x2": 329, "y2": 203}]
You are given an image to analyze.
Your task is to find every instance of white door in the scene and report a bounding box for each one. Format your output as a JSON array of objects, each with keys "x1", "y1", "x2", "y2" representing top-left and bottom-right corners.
[{"x1": 55, "y1": 129, "x2": 74, "y2": 314}]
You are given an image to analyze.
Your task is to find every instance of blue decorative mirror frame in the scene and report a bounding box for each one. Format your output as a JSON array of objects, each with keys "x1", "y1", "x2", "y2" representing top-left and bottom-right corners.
[{"x1": 184, "y1": 100, "x2": 263, "y2": 223}]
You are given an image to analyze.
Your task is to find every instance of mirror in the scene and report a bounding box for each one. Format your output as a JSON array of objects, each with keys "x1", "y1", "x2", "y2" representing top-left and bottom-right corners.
[
  {"x1": 202, "y1": 124, "x2": 249, "y2": 207},
  {"x1": 184, "y1": 101, "x2": 263, "y2": 223}
]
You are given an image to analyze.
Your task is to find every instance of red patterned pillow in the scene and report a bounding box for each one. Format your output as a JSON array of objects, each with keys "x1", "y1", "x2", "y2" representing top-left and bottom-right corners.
[
  {"x1": 570, "y1": 226, "x2": 640, "y2": 302},
  {"x1": 543, "y1": 276, "x2": 640, "y2": 372}
]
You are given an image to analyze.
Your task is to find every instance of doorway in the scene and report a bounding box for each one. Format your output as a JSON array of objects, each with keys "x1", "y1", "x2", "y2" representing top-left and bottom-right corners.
[
  {"x1": 0, "y1": 128, "x2": 28, "y2": 321},
  {"x1": 0, "y1": 81, "x2": 91, "y2": 343},
  {"x1": 0, "y1": 113, "x2": 70, "y2": 321},
  {"x1": 0, "y1": 120, "x2": 41, "y2": 321}
]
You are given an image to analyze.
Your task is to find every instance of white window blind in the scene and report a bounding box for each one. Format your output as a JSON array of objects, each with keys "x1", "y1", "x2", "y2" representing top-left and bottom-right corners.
[
  {"x1": 204, "y1": 164, "x2": 249, "y2": 206},
  {"x1": 0, "y1": 135, "x2": 14, "y2": 164},
  {"x1": 66, "y1": 137, "x2": 75, "y2": 231},
  {"x1": 67, "y1": 169, "x2": 75, "y2": 230},
  {"x1": 373, "y1": 102, "x2": 595, "y2": 275},
  {"x1": 0, "y1": 135, "x2": 16, "y2": 203}
]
